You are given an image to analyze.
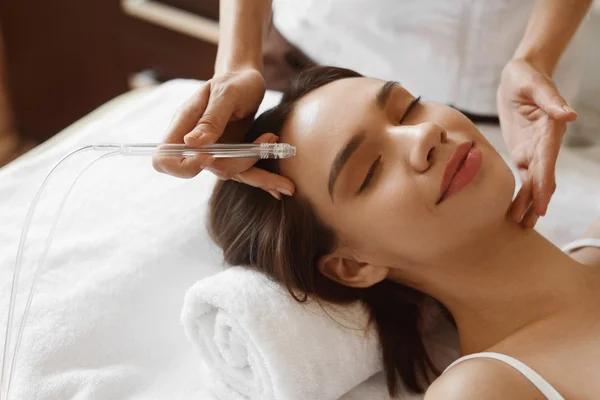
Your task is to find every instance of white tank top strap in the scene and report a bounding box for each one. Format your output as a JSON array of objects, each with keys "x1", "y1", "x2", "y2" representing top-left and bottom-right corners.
[
  {"x1": 561, "y1": 238, "x2": 600, "y2": 253},
  {"x1": 444, "y1": 352, "x2": 564, "y2": 400}
]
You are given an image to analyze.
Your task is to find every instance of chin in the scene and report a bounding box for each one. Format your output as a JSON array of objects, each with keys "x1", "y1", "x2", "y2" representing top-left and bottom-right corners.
[
  {"x1": 482, "y1": 164, "x2": 516, "y2": 222},
  {"x1": 459, "y1": 155, "x2": 516, "y2": 225}
]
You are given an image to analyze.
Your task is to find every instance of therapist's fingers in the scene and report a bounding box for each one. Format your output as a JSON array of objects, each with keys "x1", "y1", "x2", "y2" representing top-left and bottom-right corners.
[
  {"x1": 235, "y1": 167, "x2": 295, "y2": 196},
  {"x1": 183, "y1": 69, "x2": 265, "y2": 146},
  {"x1": 521, "y1": 206, "x2": 539, "y2": 229},
  {"x1": 208, "y1": 133, "x2": 279, "y2": 179},
  {"x1": 510, "y1": 175, "x2": 533, "y2": 223},
  {"x1": 152, "y1": 153, "x2": 215, "y2": 179},
  {"x1": 208, "y1": 133, "x2": 295, "y2": 196},
  {"x1": 529, "y1": 74, "x2": 578, "y2": 122},
  {"x1": 510, "y1": 171, "x2": 539, "y2": 228},
  {"x1": 165, "y1": 84, "x2": 211, "y2": 144},
  {"x1": 153, "y1": 85, "x2": 214, "y2": 177},
  {"x1": 155, "y1": 130, "x2": 279, "y2": 179},
  {"x1": 531, "y1": 126, "x2": 562, "y2": 216},
  {"x1": 184, "y1": 83, "x2": 237, "y2": 147},
  {"x1": 511, "y1": 174, "x2": 539, "y2": 228}
]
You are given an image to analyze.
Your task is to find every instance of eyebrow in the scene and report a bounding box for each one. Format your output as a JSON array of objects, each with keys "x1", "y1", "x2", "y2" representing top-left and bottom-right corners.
[
  {"x1": 328, "y1": 132, "x2": 366, "y2": 200},
  {"x1": 327, "y1": 81, "x2": 398, "y2": 201},
  {"x1": 376, "y1": 81, "x2": 398, "y2": 110}
]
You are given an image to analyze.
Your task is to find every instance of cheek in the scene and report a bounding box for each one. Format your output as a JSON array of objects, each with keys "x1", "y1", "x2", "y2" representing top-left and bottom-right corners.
[
  {"x1": 379, "y1": 180, "x2": 427, "y2": 222},
  {"x1": 351, "y1": 179, "x2": 432, "y2": 250}
]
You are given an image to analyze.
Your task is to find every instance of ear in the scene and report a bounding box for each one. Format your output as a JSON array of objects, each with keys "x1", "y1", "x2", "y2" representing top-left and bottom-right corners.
[{"x1": 317, "y1": 251, "x2": 389, "y2": 288}]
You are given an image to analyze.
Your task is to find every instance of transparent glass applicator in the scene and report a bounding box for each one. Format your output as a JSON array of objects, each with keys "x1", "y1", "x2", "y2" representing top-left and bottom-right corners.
[{"x1": 92, "y1": 143, "x2": 296, "y2": 159}]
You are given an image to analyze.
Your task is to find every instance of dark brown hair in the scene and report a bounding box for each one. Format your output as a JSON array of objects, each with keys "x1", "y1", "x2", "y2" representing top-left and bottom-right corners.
[{"x1": 208, "y1": 66, "x2": 444, "y2": 397}]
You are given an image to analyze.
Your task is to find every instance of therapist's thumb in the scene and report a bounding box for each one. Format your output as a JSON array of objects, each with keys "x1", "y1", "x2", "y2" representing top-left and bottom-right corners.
[
  {"x1": 530, "y1": 78, "x2": 578, "y2": 122},
  {"x1": 184, "y1": 89, "x2": 236, "y2": 147}
]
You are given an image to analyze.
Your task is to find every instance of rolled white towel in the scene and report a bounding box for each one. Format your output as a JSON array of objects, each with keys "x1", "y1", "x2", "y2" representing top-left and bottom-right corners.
[{"x1": 181, "y1": 267, "x2": 382, "y2": 400}]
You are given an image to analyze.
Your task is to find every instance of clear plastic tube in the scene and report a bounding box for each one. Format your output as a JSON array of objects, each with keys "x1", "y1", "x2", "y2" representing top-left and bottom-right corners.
[
  {"x1": 92, "y1": 142, "x2": 296, "y2": 159},
  {"x1": 1, "y1": 149, "x2": 118, "y2": 400},
  {"x1": 2, "y1": 145, "x2": 92, "y2": 398}
]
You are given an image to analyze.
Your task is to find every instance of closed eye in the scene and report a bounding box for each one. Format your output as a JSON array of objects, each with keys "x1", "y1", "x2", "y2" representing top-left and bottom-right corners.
[
  {"x1": 358, "y1": 155, "x2": 381, "y2": 194},
  {"x1": 400, "y1": 96, "x2": 421, "y2": 124},
  {"x1": 356, "y1": 96, "x2": 419, "y2": 195}
]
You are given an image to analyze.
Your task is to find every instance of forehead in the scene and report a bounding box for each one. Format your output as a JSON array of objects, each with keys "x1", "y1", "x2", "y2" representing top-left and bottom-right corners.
[{"x1": 278, "y1": 77, "x2": 383, "y2": 207}]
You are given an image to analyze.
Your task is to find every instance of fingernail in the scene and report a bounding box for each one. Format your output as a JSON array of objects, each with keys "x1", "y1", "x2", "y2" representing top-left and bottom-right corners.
[
  {"x1": 184, "y1": 135, "x2": 199, "y2": 147},
  {"x1": 185, "y1": 132, "x2": 201, "y2": 141},
  {"x1": 278, "y1": 187, "x2": 293, "y2": 196},
  {"x1": 562, "y1": 105, "x2": 577, "y2": 114},
  {"x1": 534, "y1": 202, "x2": 545, "y2": 216},
  {"x1": 191, "y1": 132, "x2": 214, "y2": 145},
  {"x1": 268, "y1": 190, "x2": 281, "y2": 200}
]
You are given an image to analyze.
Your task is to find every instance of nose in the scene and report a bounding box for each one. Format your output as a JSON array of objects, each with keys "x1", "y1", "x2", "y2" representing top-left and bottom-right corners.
[{"x1": 407, "y1": 122, "x2": 447, "y2": 172}]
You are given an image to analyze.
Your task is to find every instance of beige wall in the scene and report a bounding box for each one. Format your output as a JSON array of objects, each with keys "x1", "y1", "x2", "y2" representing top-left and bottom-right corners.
[{"x1": 571, "y1": 0, "x2": 600, "y2": 144}]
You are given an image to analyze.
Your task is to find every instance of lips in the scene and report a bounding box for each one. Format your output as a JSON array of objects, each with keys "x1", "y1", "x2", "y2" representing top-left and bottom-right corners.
[{"x1": 437, "y1": 141, "x2": 476, "y2": 204}]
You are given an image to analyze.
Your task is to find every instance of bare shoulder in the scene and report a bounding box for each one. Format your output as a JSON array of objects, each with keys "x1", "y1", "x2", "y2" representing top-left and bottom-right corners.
[{"x1": 424, "y1": 358, "x2": 545, "y2": 400}]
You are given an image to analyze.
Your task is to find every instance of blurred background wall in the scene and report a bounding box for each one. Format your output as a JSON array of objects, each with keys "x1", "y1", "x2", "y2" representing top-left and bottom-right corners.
[
  {"x1": 572, "y1": 0, "x2": 600, "y2": 146},
  {"x1": 0, "y1": 0, "x2": 220, "y2": 165}
]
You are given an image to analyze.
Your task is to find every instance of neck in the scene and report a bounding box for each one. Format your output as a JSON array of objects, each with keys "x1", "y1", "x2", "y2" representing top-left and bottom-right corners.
[{"x1": 392, "y1": 218, "x2": 596, "y2": 355}]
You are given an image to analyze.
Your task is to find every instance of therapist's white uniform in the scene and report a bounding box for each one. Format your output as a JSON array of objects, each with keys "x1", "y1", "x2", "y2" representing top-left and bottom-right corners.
[{"x1": 272, "y1": 0, "x2": 587, "y2": 117}]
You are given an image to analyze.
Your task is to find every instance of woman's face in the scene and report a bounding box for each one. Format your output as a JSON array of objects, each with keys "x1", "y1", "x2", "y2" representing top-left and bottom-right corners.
[{"x1": 278, "y1": 77, "x2": 515, "y2": 273}]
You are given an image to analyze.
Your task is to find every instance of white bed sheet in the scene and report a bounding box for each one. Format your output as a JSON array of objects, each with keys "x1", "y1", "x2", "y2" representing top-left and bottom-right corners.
[
  {"x1": 0, "y1": 80, "x2": 258, "y2": 400},
  {"x1": 0, "y1": 79, "x2": 599, "y2": 400}
]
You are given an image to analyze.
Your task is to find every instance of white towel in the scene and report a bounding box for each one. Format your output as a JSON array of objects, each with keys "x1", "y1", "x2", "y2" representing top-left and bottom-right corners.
[{"x1": 181, "y1": 267, "x2": 383, "y2": 400}]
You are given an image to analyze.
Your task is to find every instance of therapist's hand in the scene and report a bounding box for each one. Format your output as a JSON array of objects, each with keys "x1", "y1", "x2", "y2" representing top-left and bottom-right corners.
[
  {"x1": 152, "y1": 68, "x2": 295, "y2": 199},
  {"x1": 497, "y1": 59, "x2": 578, "y2": 228}
]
